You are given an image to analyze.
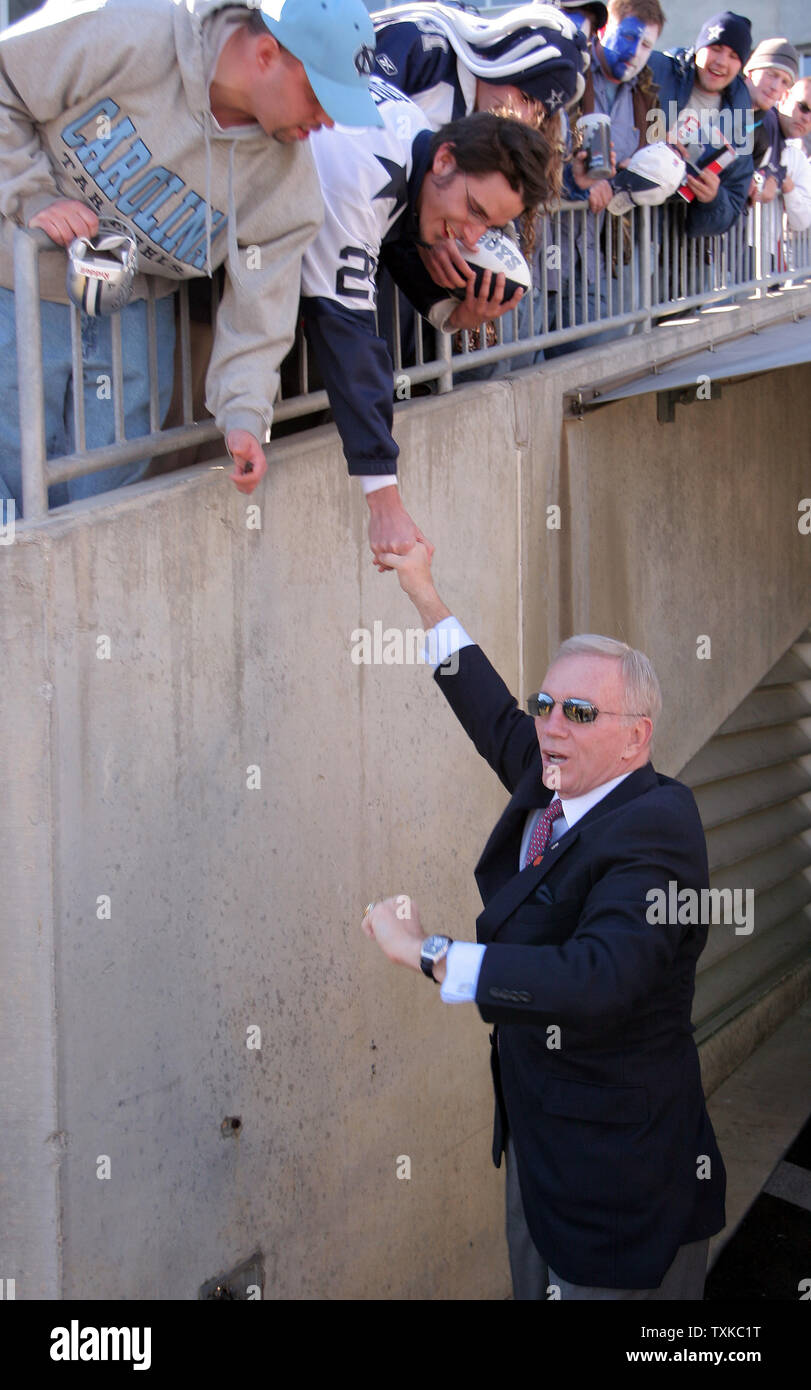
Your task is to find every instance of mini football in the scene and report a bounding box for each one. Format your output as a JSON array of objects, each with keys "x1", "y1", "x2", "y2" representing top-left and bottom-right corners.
[{"x1": 451, "y1": 229, "x2": 532, "y2": 301}]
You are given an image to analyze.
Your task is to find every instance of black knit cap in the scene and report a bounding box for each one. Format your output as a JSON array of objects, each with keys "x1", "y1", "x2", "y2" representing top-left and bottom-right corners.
[{"x1": 694, "y1": 11, "x2": 753, "y2": 67}]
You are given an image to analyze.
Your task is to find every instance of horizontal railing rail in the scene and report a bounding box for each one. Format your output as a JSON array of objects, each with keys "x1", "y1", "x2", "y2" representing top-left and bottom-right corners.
[{"x1": 11, "y1": 196, "x2": 811, "y2": 521}]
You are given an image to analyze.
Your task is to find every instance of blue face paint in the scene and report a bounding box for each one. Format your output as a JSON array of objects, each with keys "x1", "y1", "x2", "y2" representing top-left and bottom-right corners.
[{"x1": 601, "y1": 15, "x2": 647, "y2": 81}]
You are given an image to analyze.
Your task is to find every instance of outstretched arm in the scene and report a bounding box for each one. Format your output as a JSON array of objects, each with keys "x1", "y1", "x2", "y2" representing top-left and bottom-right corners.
[
  {"x1": 380, "y1": 543, "x2": 538, "y2": 793},
  {"x1": 301, "y1": 296, "x2": 430, "y2": 569}
]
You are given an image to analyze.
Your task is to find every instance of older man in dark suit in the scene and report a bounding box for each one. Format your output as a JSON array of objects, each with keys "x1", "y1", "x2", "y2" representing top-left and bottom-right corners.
[{"x1": 362, "y1": 542, "x2": 726, "y2": 1300}]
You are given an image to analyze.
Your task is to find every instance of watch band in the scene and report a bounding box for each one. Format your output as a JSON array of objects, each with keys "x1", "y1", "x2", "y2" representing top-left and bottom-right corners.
[{"x1": 420, "y1": 934, "x2": 453, "y2": 983}]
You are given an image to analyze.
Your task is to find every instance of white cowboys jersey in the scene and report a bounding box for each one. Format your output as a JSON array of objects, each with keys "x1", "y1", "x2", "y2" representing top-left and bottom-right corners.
[{"x1": 301, "y1": 75, "x2": 431, "y2": 314}]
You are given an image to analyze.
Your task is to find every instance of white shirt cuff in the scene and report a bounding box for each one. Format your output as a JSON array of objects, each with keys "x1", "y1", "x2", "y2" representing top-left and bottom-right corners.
[
  {"x1": 440, "y1": 941, "x2": 486, "y2": 1003},
  {"x1": 422, "y1": 614, "x2": 475, "y2": 670},
  {"x1": 426, "y1": 298, "x2": 458, "y2": 334},
  {"x1": 359, "y1": 475, "x2": 398, "y2": 496}
]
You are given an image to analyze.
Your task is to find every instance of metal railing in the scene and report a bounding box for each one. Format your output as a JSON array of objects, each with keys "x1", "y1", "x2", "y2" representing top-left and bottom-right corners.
[{"x1": 11, "y1": 197, "x2": 811, "y2": 521}]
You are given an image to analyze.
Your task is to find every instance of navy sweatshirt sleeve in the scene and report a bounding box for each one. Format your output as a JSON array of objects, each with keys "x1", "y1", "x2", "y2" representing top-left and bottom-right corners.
[
  {"x1": 433, "y1": 643, "x2": 541, "y2": 795},
  {"x1": 300, "y1": 296, "x2": 399, "y2": 477},
  {"x1": 685, "y1": 139, "x2": 752, "y2": 236}
]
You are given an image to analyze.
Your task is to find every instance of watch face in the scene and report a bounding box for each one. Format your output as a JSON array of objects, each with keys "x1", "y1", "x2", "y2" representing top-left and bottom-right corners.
[{"x1": 423, "y1": 935, "x2": 449, "y2": 959}]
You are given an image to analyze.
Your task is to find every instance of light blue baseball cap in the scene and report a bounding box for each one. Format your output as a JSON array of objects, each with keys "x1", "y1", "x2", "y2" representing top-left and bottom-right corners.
[{"x1": 258, "y1": 0, "x2": 384, "y2": 127}]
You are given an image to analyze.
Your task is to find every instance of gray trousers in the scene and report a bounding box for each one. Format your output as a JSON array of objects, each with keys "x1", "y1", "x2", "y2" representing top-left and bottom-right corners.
[{"x1": 505, "y1": 1136, "x2": 709, "y2": 1301}]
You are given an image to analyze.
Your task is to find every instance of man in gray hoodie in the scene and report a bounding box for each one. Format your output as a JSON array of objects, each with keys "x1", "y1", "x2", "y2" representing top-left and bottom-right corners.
[{"x1": 0, "y1": 0, "x2": 380, "y2": 514}]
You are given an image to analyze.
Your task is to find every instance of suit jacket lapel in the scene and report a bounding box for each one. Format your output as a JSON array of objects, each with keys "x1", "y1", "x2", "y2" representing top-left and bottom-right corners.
[
  {"x1": 474, "y1": 760, "x2": 550, "y2": 903},
  {"x1": 475, "y1": 762, "x2": 660, "y2": 943},
  {"x1": 476, "y1": 827, "x2": 581, "y2": 943}
]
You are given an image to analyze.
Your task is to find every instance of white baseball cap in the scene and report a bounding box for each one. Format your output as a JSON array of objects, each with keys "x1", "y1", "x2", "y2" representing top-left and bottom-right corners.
[{"x1": 608, "y1": 142, "x2": 686, "y2": 215}]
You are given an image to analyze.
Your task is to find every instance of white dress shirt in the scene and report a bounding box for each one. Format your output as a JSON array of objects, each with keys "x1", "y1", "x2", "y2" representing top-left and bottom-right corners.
[{"x1": 420, "y1": 618, "x2": 632, "y2": 1002}]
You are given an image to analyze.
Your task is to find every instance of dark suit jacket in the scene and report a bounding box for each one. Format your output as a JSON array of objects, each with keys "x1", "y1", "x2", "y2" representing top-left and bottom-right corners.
[{"x1": 435, "y1": 644, "x2": 726, "y2": 1289}]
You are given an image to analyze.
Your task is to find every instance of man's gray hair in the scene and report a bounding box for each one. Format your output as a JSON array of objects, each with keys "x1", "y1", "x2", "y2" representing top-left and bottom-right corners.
[{"x1": 552, "y1": 634, "x2": 662, "y2": 726}]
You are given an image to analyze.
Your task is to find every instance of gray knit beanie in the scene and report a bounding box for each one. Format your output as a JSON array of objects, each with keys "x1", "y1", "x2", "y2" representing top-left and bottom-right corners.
[{"x1": 745, "y1": 37, "x2": 800, "y2": 83}]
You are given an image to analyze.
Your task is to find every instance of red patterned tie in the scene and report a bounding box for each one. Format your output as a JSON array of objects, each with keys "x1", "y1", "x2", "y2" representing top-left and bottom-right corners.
[{"x1": 524, "y1": 797, "x2": 564, "y2": 868}]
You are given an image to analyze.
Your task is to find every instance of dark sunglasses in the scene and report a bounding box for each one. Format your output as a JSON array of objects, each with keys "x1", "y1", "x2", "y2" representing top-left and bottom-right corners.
[{"x1": 527, "y1": 692, "x2": 642, "y2": 724}]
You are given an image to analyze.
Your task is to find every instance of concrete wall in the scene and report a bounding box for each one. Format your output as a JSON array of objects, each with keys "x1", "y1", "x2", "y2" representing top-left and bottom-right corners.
[{"x1": 3, "y1": 286, "x2": 811, "y2": 1299}]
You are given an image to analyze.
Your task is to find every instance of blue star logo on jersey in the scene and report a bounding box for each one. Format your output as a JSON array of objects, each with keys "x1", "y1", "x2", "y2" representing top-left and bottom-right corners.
[{"x1": 373, "y1": 155, "x2": 408, "y2": 220}]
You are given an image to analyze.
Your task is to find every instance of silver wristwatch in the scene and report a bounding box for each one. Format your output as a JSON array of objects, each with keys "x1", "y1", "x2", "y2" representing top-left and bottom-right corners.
[{"x1": 420, "y1": 934, "x2": 453, "y2": 983}]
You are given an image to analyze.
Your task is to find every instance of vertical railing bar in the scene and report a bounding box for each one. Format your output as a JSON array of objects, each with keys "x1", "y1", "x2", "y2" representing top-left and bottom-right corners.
[
  {"x1": 147, "y1": 289, "x2": 160, "y2": 435},
  {"x1": 70, "y1": 303, "x2": 86, "y2": 454},
  {"x1": 640, "y1": 205, "x2": 652, "y2": 334},
  {"x1": 630, "y1": 208, "x2": 637, "y2": 313},
  {"x1": 14, "y1": 226, "x2": 49, "y2": 520},
  {"x1": 580, "y1": 207, "x2": 588, "y2": 323},
  {"x1": 178, "y1": 282, "x2": 193, "y2": 423},
  {"x1": 526, "y1": 218, "x2": 535, "y2": 341},
  {"x1": 297, "y1": 321, "x2": 309, "y2": 396},
  {"x1": 436, "y1": 328, "x2": 452, "y2": 394},
  {"x1": 598, "y1": 213, "x2": 606, "y2": 321},
  {"x1": 542, "y1": 214, "x2": 551, "y2": 333},
  {"x1": 568, "y1": 209, "x2": 576, "y2": 326},
  {"x1": 110, "y1": 310, "x2": 125, "y2": 442},
  {"x1": 650, "y1": 208, "x2": 658, "y2": 308},
  {"x1": 717, "y1": 231, "x2": 724, "y2": 292}
]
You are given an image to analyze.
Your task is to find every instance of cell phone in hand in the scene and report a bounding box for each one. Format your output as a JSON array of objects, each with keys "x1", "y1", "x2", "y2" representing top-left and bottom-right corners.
[{"x1": 677, "y1": 138, "x2": 737, "y2": 202}]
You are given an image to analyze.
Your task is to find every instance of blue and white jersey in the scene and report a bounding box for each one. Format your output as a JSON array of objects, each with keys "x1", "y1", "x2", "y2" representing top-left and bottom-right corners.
[
  {"x1": 301, "y1": 76, "x2": 444, "y2": 479},
  {"x1": 302, "y1": 76, "x2": 432, "y2": 314},
  {"x1": 373, "y1": 16, "x2": 476, "y2": 127}
]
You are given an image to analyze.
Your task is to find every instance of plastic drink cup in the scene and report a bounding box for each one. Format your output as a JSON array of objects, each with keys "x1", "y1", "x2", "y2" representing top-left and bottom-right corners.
[{"x1": 577, "y1": 113, "x2": 612, "y2": 180}]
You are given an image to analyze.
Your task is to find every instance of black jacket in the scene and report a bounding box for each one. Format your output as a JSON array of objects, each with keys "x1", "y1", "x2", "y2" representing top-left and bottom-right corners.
[{"x1": 436, "y1": 643, "x2": 726, "y2": 1288}]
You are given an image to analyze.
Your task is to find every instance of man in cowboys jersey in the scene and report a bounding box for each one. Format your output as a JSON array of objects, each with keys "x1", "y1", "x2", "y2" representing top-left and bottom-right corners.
[
  {"x1": 370, "y1": 3, "x2": 589, "y2": 296},
  {"x1": 300, "y1": 76, "x2": 556, "y2": 569}
]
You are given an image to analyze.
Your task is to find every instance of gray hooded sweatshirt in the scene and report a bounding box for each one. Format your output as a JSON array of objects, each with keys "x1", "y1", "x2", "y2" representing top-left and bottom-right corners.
[{"x1": 0, "y1": 0, "x2": 324, "y2": 443}]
